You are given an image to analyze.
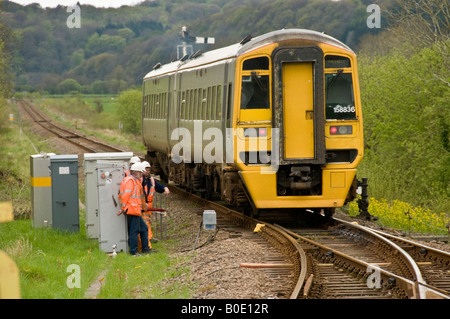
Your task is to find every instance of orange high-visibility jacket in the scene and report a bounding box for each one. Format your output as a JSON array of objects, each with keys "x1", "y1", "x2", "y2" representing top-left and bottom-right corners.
[
  {"x1": 119, "y1": 176, "x2": 145, "y2": 216},
  {"x1": 142, "y1": 176, "x2": 155, "y2": 208}
]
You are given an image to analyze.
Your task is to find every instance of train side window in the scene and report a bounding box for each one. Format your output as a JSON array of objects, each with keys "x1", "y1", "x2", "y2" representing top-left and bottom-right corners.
[
  {"x1": 149, "y1": 95, "x2": 153, "y2": 118},
  {"x1": 150, "y1": 94, "x2": 154, "y2": 118},
  {"x1": 325, "y1": 71, "x2": 356, "y2": 120},
  {"x1": 143, "y1": 95, "x2": 147, "y2": 118},
  {"x1": 216, "y1": 85, "x2": 222, "y2": 119},
  {"x1": 181, "y1": 91, "x2": 186, "y2": 119},
  {"x1": 206, "y1": 86, "x2": 212, "y2": 120},
  {"x1": 146, "y1": 95, "x2": 150, "y2": 118},
  {"x1": 202, "y1": 88, "x2": 207, "y2": 119},
  {"x1": 197, "y1": 88, "x2": 202, "y2": 119},
  {"x1": 147, "y1": 95, "x2": 150, "y2": 118},
  {"x1": 156, "y1": 94, "x2": 160, "y2": 119},
  {"x1": 190, "y1": 89, "x2": 194, "y2": 120},
  {"x1": 211, "y1": 86, "x2": 217, "y2": 120},
  {"x1": 184, "y1": 90, "x2": 191, "y2": 120},
  {"x1": 196, "y1": 89, "x2": 200, "y2": 119},
  {"x1": 163, "y1": 92, "x2": 167, "y2": 118}
]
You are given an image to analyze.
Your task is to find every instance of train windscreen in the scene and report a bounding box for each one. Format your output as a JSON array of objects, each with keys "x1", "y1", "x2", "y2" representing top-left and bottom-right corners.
[{"x1": 325, "y1": 71, "x2": 356, "y2": 120}]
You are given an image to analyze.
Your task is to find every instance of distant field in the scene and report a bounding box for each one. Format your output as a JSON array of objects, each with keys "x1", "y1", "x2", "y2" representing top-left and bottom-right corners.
[{"x1": 44, "y1": 94, "x2": 119, "y2": 115}]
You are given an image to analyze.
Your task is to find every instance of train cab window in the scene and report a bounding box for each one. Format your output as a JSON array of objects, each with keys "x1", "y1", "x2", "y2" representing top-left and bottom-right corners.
[
  {"x1": 325, "y1": 70, "x2": 356, "y2": 120},
  {"x1": 241, "y1": 56, "x2": 270, "y2": 110},
  {"x1": 240, "y1": 73, "x2": 269, "y2": 109}
]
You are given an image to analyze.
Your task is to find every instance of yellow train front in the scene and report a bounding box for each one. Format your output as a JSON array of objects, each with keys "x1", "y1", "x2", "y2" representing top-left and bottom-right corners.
[{"x1": 142, "y1": 29, "x2": 364, "y2": 217}]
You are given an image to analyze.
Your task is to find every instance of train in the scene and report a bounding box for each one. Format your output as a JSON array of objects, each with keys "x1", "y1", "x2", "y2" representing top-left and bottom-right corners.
[{"x1": 142, "y1": 29, "x2": 364, "y2": 217}]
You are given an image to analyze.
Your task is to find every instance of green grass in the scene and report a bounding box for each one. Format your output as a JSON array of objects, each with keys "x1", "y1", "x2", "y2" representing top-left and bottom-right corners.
[
  {"x1": 0, "y1": 218, "x2": 194, "y2": 299},
  {"x1": 43, "y1": 94, "x2": 119, "y2": 115},
  {"x1": 79, "y1": 94, "x2": 119, "y2": 115},
  {"x1": 99, "y1": 246, "x2": 193, "y2": 299},
  {"x1": 0, "y1": 220, "x2": 109, "y2": 298}
]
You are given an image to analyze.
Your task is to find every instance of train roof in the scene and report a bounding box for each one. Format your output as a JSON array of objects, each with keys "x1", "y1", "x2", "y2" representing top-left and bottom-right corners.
[{"x1": 143, "y1": 29, "x2": 353, "y2": 79}]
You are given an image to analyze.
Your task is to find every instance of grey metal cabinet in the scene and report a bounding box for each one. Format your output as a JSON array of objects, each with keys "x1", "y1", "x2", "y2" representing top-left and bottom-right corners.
[
  {"x1": 83, "y1": 152, "x2": 132, "y2": 239},
  {"x1": 96, "y1": 161, "x2": 128, "y2": 253},
  {"x1": 30, "y1": 153, "x2": 55, "y2": 228},
  {"x1": 50, "y1": 154, "x2": 79, "y2": 232}
]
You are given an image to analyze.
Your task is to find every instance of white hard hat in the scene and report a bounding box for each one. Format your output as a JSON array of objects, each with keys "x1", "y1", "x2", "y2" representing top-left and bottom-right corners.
[
  {"x1": 130, "y1": 156, "x2": 141, "y2": 164},
  {"x1": 130, "y1": 162, "x2": 144, "y2": 172},
  {"x1": 142, "y1": 161, "x2": 151, "y2": 168}
]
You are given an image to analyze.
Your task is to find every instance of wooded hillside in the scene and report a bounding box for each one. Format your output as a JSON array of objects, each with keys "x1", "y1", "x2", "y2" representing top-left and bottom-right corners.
[{"x1": 2, "y1": 0, "x2": 388, "y2": 93}]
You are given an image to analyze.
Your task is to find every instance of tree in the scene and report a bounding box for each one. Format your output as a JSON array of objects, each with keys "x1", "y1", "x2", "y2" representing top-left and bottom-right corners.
[
  {"x1": 116, "y1": 89, "x2": 142, "y2": 135},
  {"x1": 0, "y1": 14, "x2": 14, "y2": 97},
  {"x1": 57, "y1": 78, "x2": 82, "y2": 94}
]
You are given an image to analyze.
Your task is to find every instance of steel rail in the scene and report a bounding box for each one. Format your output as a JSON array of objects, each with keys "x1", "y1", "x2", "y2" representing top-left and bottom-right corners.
[
  {"x1": 333, "y1": 218, "x2": 428, "y2": 298},
  {"x1": 358, "y1": 223, "x2": 450, "y2": 298},
  {"x1": 276, "y1": 224, "x2": 424, "y2": 298}
]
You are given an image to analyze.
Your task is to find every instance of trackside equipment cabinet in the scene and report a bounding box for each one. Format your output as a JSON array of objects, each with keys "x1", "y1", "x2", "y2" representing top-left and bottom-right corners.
[
  {"x1": 50, "y1": 154, "x2": 79, "y2": 232},
  {"x1": 96, "y1": 161, "x2": 128, "y2": 253},
  {"x1": 30, "y1": 153, "x2": 55, "y2": 228},
  {"x1": 83, "y1": 152, "x2": 132, "y2": 239}
]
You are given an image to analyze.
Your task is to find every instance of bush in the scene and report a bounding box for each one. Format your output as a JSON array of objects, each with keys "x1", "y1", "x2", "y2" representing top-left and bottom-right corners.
[
  {"x1": 358, "y1": 42, "x2": 449, "y2": 213},
  {"x1": 116, "y1": 89, "x2": 142, "y2": 135},
  {"x1": 348, "y1": 197, "x2": 450, "y2": 235}
]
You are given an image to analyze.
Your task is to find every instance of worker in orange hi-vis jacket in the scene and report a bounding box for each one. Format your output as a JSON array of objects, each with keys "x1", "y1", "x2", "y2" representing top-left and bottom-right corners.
[
  {"x1": 139, "y1": 161, "x2": 170, "y2": 252},
  {"x1": 118, "y1": 162, "x2": 150, "y2": 256}
]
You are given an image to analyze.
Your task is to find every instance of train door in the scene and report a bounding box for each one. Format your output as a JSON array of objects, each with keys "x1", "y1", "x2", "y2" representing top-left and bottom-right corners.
[
  {"x1": 282, "y1": 62, "x2": 314, "y2": 159},
  {"x1": 273, "y1": 47, "x2": 325, "y2": 165}
]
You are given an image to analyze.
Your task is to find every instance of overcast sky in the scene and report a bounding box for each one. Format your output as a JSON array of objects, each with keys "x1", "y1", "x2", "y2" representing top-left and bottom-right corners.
[{"x1": 8, "y1": 0, "x2": 145, "y2": 8}]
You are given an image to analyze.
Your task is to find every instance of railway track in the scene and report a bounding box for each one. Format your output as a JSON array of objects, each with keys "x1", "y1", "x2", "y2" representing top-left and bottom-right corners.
[
  {"x1": 366, "y1": 224, "x2": 450, "y2": 296},
  {"x1": 170, "y1": 187, "x2": 306, "y2": 299},
  {"x1": 166, "y1": 186, "x2": 450, "y2": 299},
  {"x1": 277, "y1": 219, "x2": 450, "y2": 299},
  {"x1": 18, "y1": 99, "x2": 127, "y2": 153},
  {"x1": 17, "y1": 99, "x2": 450, "y2": 299}
]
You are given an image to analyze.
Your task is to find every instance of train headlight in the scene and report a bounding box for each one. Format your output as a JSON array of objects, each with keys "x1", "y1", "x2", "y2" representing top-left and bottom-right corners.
[{"x1": 329, "y1": 125, "x2": 352, "y2": 135}]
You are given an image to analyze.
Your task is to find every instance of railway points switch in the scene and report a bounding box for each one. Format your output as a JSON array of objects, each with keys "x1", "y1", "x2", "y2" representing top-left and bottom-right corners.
[
  {"x1": 30, "y1": 153, "x2": 55, "y2": 228},
  {"x1": 203, "y1": 210, "x2": 217, "y2": 230}
]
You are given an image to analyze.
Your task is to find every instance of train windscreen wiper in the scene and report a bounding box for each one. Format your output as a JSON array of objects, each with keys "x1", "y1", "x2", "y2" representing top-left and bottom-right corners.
[
  {"x1": 251, "y1": 72, "x2": 267, "y2": 92},
  {"x1": 327, "y1": 69, "x2": 344, "y2": 90}
]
